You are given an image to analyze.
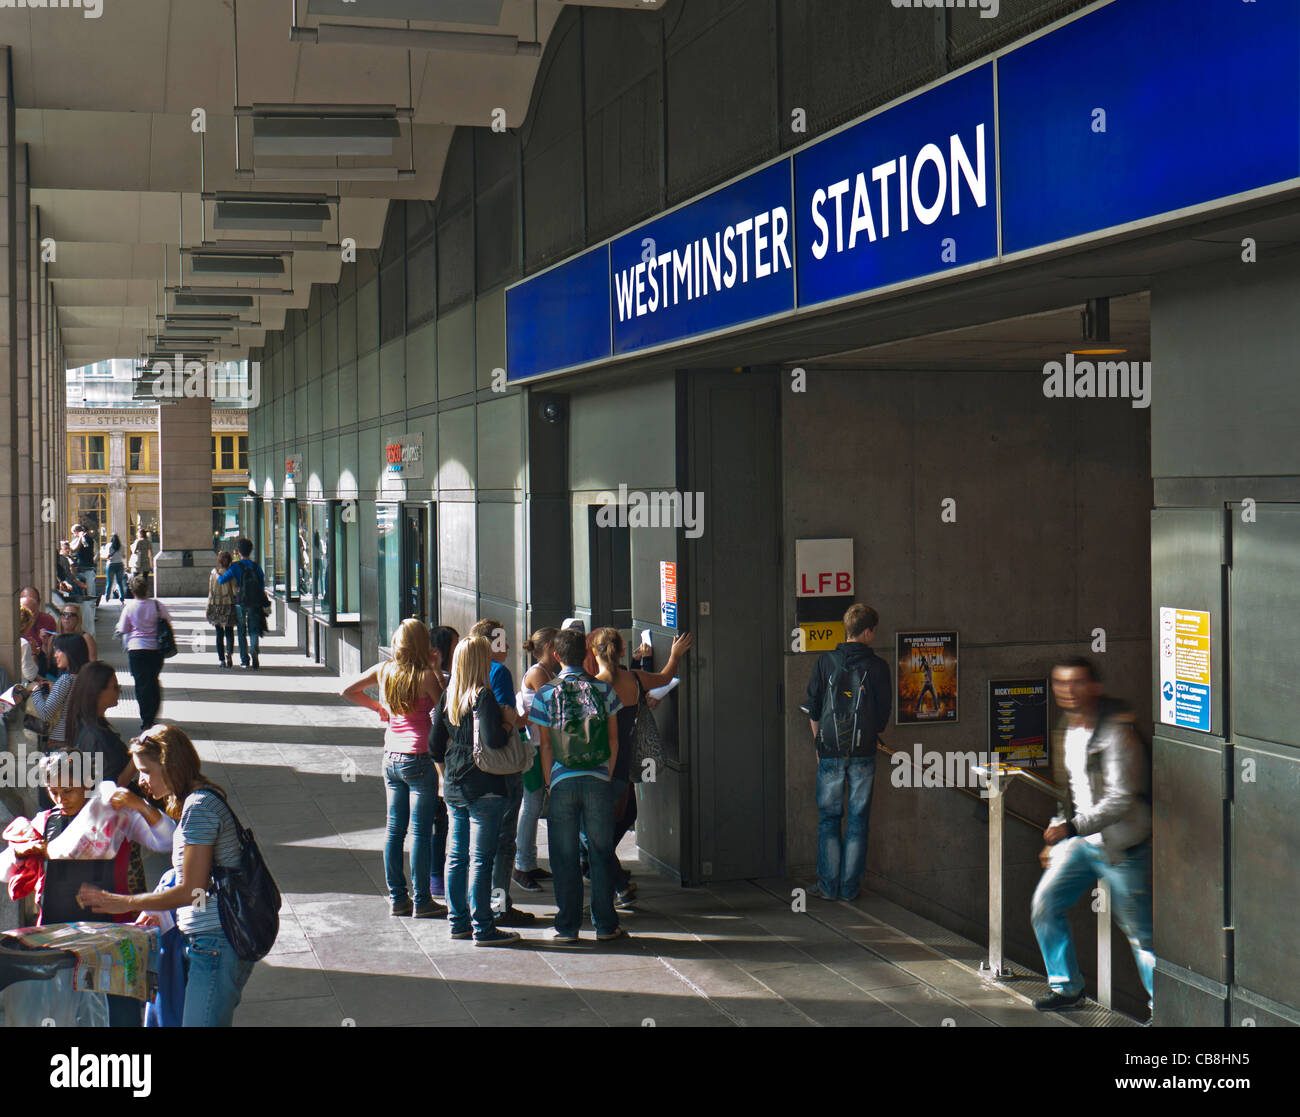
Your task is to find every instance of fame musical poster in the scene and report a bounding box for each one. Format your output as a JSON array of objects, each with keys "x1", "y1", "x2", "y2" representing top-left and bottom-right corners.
[{"x1": 896, "y1": 631, "x2": 959, "y2": 724}]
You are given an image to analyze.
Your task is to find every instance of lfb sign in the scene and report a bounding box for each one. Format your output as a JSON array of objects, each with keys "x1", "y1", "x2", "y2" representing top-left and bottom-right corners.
[{"x1": 796, "y1": 538, "x2": 853, "y2": 597}]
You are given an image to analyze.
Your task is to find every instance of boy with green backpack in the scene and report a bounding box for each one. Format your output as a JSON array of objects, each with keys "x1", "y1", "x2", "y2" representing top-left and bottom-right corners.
[{"x1": 531, "y1": 628, "x2": 625, "y2": 943}]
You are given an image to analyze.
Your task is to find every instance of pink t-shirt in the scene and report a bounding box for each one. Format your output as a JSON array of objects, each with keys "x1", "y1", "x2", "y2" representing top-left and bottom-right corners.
[{"x1": 384, "y1": 693, "x2": 435, "y2": 755}]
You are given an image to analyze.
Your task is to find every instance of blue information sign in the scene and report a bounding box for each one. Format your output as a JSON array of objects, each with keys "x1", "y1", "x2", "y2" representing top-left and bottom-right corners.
[
  {"x1": 505, "y1": 245, "x2": 611, "y2": 381},
  {"x1": 794, "y1": 63, "x2": 997, "y2": 309},
  {"x1": 610, "y1": 160, "x2": 795, "y2": 356},
  {"x1": 998, "y1": 0, "x2": 1300, "y2": 255}
]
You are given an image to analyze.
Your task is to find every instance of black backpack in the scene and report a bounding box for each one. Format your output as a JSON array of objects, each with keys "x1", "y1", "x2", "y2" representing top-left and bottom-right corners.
[
  {"x1": 239, "y1": 561, "x2": 266, "y2": 610},
  {"x1": 819, "y1": 650, "x2": 875, "y2": 756},
  {"x1": 204, "y1": 790, "x2": 281, "y2": 962}
]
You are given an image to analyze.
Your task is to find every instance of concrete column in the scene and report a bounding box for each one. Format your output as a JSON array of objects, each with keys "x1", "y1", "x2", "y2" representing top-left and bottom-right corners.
[
  {"x1": 14, "y1": 143, "x2": 32, "y2": 594},
  {"x1": 154, "y1": 394, "x2": 213, "y2": 596},
  {"x1": 0, "y1": 48, "x2": 19, "y2": 680}
]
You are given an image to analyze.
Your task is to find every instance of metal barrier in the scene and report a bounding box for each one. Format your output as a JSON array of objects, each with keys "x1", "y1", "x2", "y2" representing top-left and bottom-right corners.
[{"x1": 876, "y1": 740, "x2": 1116, "y2": 1009}]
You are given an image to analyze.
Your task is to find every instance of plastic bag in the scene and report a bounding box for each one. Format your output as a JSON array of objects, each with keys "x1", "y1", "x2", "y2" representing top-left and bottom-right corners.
[
  {"x1": 2, "y1": 972, "x2": 110, "y2": 1028},
  {"x1": 45, "y1": 783, "x2": 126, "y2": 861}
]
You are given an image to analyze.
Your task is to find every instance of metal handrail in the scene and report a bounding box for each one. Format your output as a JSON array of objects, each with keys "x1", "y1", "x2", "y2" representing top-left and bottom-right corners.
[{"x1": 877, "y1": 741, "x2": 1116, "y2": 1009}]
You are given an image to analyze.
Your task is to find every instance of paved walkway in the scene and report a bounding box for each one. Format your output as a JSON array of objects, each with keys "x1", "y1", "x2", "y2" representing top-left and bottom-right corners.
[{"x1": 92, "y1": 598, "x2": 1134, "y2": 1027}]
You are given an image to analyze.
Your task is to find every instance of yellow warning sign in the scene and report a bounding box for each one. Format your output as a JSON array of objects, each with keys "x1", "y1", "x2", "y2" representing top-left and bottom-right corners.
[
  {"x1": 1173, "y1": 609, "x2": 1210, "y2": 685},
  {"x1": 799, "y1": 622, "x2": 841, "y2": 651}
]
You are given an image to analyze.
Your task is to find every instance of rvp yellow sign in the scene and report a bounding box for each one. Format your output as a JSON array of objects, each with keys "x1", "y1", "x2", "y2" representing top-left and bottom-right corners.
[{"x1": 799, "y1": 622, "x2": 840, "y2": 651}]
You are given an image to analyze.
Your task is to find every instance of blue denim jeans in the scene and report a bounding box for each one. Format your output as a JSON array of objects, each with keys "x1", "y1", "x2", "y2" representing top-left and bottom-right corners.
[
  {"x1": 104, "y1": 563, "x2": 128, "y2": 601},
  {"x1": 816, "y1": 755, "x2": 876, "y2": 900},
  {"x1": 515, "y1": 785, "x2": 544, "y2": 873},
  {"x1": 548, "y1": 775, "x2": 618, "y2": 938},
  {"x1": 1031, "y1": 837, "x2": 1155, "y2": 999},
  {"x1": 446, "y1": 794, "x2": 507, "y2": 938},
  {"x1": 181, "y1": 930, "x2": 255, "y2": 1027},
  {"x1": 235, "y1": 603, "x2": 261, "y2": 665},
  {"x1": 491, "y1": 773, "x2": 524, "y2": 907},
  {"x1": 384, "y1": 752, "x2": 438, "y2": 906}
]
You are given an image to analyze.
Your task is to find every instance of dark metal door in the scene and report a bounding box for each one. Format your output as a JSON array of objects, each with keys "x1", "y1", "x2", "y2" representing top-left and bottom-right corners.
[{"x1": 685, "y1": 369, "x2": 783, "y2": 881}]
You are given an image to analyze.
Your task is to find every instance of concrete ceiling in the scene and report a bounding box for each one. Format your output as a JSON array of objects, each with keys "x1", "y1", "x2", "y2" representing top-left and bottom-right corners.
[{"x1": 4, "y1": 0, "x2": 665, "y2": 367}]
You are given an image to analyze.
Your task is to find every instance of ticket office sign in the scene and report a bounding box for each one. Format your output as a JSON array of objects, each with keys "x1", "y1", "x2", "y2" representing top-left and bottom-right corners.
[{"x1": 1158, "y1": 606, "x2": 1211, "y2": 732}]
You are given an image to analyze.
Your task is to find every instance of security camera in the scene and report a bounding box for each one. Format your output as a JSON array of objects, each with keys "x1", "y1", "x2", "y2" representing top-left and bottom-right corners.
[{"x1": 540, "y1": 398, "x2": 566, "y2": 424}]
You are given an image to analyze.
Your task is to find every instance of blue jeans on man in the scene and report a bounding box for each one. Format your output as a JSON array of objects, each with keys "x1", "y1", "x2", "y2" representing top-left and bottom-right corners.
[
  {"x1": 383, "y1": 753, "x2": 438, "y2": 907},
  {"x1": 1031, "y1": 837, "x2": 1155, "y2": 999},
  {"x1": 816, "y1": 755, "x2": 876, "y2": 900},
  {"x1": 181, "y1": 930, "x2": 255, "y2": 1027},
  {"x1": 446, "y1": 794, "x2": 507, "y2": 939},
  {"x1": 235, "y1": 603, "x2": 261, "y2": 665},
  {"x1": 548, "y1": 775, "x2": 618, "y2": 938}
]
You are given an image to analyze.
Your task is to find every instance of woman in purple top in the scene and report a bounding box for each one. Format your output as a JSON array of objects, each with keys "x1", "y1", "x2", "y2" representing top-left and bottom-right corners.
[{"x1": 115, "y1": 576, "x2": 172, "y2": 731}]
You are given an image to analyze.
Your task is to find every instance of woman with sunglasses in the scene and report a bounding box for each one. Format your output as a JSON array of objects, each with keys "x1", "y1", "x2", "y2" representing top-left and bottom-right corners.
[{"x1": 54, "y1": 601, "x2": 97, "y2": 662}]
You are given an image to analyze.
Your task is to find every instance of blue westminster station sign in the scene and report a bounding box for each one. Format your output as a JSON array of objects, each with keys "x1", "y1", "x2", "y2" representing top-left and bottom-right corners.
[{"x1": 506, "y1": 0, "x2": 1300, "y2": 384}]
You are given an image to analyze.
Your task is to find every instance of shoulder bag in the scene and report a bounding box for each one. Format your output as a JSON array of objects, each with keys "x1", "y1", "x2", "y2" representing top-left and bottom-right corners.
[
  {"x1": 204, "y1": 790, "x2": 282, "y2": 962},
  {"x1": 629, "y1": 674, "x2": 666, "y2": 783},
  {"x1": 471, "y1": 698, "x2": 534, "y2": 775},
  {"x1": 153, "y1": 600, "x2": 178, "y2": 659}
]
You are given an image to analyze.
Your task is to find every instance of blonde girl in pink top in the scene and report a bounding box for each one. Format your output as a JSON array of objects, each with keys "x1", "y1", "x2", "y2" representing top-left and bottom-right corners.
[{"x1": 341, "y1": 619, "x2": 446, "y2": 917}]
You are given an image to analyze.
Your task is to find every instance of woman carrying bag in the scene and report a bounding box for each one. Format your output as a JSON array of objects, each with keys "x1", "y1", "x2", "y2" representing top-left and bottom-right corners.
[
  {"x1": 79, "y1": 724, "x2": 273, "y2": 1027},
  {"x1": 116, "y1": 577, "x2": 172, "y2": 731},
  {"x1": 207, "y1": 551, "x2": 238, "y2": 669},
  {"x1": 428, "y1": 636, "x2": 519, "y2": 947}
]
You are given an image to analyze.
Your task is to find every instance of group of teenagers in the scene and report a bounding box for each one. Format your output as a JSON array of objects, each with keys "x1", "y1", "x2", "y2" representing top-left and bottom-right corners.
[{"x1": 342, "y1": 618, "x2": 692, "y2": 945}]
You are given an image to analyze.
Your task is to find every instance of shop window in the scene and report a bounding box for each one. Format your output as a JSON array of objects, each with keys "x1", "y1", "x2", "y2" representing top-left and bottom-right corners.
[
  {"x1": 212, "y1": 487, "x2": 244, "y2": 552},
  {"x1": 69, "y1": 486, "x2": 108, "y2": 544},
  {"x1": 333, "y1": 500, "x2": 361, "y2": 623},
  {"x1": 69, "y1": 434, "x2": 107, "y2": 472},
  {"x1": 270, "y1": 500, "x2": 286, "y2": 594},
  {"x1": 127, "y1": 485, "x2": 160, "y2": 539},
  {"x1": 286, "y1": 499, "x2": 301, "y2": 599},
  {"x1": 377, "y1": 503, "x2": 402, "y2": 648}
]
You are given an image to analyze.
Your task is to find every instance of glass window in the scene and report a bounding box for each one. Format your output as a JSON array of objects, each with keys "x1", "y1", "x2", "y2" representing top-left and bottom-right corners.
[
  {"x1": 69, "y1": 435, "x2": 107, "y2": 472},
  {"x1": 128, "y1": 434, "x2": 156, "y2": 472},
  {"x1": 212, "y1": 487, "x2": 243, "y2": 553},
  {"x1": 69, "y1": 486, "x2": 108, "y2": 546},
  {"x1": 332, "y1": 500, "x2": 360, "y2": 622},
  {"x1": 127, "y1": 484, "x2": 160, "y2": 539},
  {"x1": 212, "y1": 434, "x2": 245, "y2": 473},
  {"x1": 377, "y1": 503, "x2": 401, "y2": 648},
  {"x1": 286, "y1": 499, "x2": 301, "y2": 598},
  {"x1": 306, "y1": 502, "x2": 331, "y2": 619},
  {"x1": 270, "y1": 500, "x2": 286, "y2": 593}
]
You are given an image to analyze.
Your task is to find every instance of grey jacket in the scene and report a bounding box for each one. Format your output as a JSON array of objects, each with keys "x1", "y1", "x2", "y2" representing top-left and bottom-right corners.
[{"x1": 1048, "y1": 697, "x2": 1151, "y2": 863}]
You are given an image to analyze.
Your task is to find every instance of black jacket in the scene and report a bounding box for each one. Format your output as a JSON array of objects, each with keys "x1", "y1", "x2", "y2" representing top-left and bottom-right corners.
[
  {"x1": 429, "y1": 689, "x2": 507, "y2": 804},
  {"x1": 805, "y1": 642, "x2": 892, "y2": 759}
]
